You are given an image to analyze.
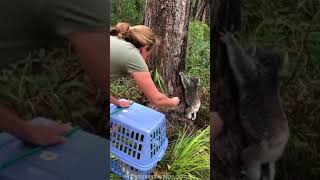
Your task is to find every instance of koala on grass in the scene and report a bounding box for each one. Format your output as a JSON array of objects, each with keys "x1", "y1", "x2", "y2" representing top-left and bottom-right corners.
[
  {"x1": 179, "y1": 72, "x2": 201, "y2": 120},
  {"x1": 220, "y1": 32, "x2": 289, "y2": 180}
]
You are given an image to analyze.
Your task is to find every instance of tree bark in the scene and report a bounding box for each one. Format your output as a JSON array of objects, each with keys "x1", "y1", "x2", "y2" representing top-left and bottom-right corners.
[
  {"x1": 191, "y1": 0, "x2": 209, "y2": 24},
  {"x1": 202, "y1": 1, "x2": 210, "y2": 24},
  {"x1": 211, "y1": 0, "x2": 244, "y2": 180},
  {"x1": 192, "y1": 0, "x2": 200, "y2": 18},
  {"x1": 144, "y1": 0, "x2": 192, "y2": 112},
  {"x1": 195, "y1": 0, "x2": 207, "y2": 20}
]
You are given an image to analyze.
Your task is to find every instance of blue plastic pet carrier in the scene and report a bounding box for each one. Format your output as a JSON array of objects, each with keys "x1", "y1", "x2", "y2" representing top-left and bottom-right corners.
[{"x1": 110, "y1": 102, "x2": 168, "y2": 180}]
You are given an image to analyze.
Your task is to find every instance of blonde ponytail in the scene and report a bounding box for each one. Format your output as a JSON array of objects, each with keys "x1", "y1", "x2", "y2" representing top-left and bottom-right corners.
[
  {"x1": 110, "y1": 22, "x2": 130, "y2": 38},
  {"x1": 111, "y1": 22, "x2": 157, "y2": 50}
]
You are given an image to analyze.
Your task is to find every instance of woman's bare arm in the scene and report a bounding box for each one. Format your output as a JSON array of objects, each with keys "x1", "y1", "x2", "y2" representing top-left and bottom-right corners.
[
  {"x1": 132, "y1": 72, "x2": 179, "y2": 107},
  {"x1": 67, "y1": 32, "x2": 108, "y2": 95}
]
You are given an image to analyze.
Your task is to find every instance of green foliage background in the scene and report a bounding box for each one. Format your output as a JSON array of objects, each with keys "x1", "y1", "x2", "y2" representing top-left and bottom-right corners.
[{"x1": 110, "y1": 0, "x2": 145, "y2": 26}]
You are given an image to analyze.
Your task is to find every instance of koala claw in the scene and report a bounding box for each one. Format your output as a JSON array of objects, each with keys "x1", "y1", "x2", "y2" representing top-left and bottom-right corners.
[
  {"x1": 191, "y1": 113, "x2": 197, "y2": 120},
  {"x1": 186, "y1": 112, "x2": 192, "y2": 120}
]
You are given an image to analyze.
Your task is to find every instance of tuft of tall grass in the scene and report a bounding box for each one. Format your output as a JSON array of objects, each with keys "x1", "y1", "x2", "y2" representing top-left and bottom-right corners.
[
  {"x1": 159, "y1": 126, "x2": 210, "y2": 179},
  {"x1": 152, "y1": 68, "x2": 168, "y2": 94}
]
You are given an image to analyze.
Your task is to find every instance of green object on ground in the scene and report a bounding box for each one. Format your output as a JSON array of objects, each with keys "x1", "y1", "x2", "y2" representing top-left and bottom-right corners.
[
  {"x1": 110, "y1": 102, "x2": 133, "y2": 116},
  {"x1": 110, "y1": 153, "x2": 117, "y2": 160},
  {"x1": 0, "y1": 126, "x2": 80, "y2": 170},
  {"x1": 110, "y1": 107, "x2": 125, "y2": 116}
]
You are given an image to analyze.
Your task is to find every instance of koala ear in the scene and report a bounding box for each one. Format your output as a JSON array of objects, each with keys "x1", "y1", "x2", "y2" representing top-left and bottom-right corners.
[{"x1": 278, "y1": 51, "x2": 289, "y2": 78}]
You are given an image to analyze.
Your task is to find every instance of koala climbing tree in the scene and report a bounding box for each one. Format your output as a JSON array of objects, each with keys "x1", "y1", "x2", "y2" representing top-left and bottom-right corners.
[
  {"x1": 179, "y1": 72, "x2": 201, "y2": 120},
  {"x1": 144, "y1": 0, "x2": 192, "y2": 113},
  {"x1": 212, "y1": 1, "x2": 289, "y2": 180},
  {"x1": 221, "y1": 32, "x2": 289, "y2": 180}
]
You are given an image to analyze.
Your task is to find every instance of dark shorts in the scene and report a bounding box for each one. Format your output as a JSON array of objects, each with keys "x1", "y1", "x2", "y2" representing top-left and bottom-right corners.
[{"x1": 0, "y1": 0, "x2": 108, "y2": 66}]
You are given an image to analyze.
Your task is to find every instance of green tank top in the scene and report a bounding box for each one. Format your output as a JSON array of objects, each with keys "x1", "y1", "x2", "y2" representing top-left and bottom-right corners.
[{"x1": 110, "y1": 36, "x2": 149, "y2": 82}]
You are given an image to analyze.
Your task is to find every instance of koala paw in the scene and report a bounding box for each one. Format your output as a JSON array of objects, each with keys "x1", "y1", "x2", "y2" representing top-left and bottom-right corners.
[
  {"x1": 220, "y1": 31, "x2": 235, "y2": 43},
  {"x1": 186, "y1": 112, "x2": 192, "y2": 120}
]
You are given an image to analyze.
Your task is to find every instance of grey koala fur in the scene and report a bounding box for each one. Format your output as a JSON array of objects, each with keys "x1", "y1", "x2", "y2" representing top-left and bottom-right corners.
[
  {"x1": 220, "y1": 32, "x2": 289, "y2": 180},
  {"x1": 179, "y1": 72, "x2": 201, "y2": 120}
]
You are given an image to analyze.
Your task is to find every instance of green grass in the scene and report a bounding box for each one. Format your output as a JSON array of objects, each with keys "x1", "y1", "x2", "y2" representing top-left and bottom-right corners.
[
  {"x1": 157, "y1": 126, "x2": 210, "y2": 179},
  {"x1": 110, "y1": 77, "x2": 145, "y2": 105}
]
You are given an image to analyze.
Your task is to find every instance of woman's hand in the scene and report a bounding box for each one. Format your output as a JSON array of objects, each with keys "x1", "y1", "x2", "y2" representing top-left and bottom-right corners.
[
  {"x1": 0, "y1": 105, "x2": 71, "y2": 146},
  {"x1": 110, "y1": 96, "x2": 132, "y2": 108},
  {"x1": 132, "y1": 72, "x2": 180, "y2": 107},
  {"x1": 170, "y1": 97, "x2": 180, "y2": 106},
  {"x1": 24, "y1": 123, "x2": 71, "y2": 146},
  {"x1": 116, "y1": 100, "x2": 132, "y2": 108}
]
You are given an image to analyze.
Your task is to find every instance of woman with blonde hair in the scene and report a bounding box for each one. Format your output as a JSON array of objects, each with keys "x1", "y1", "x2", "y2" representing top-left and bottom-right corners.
[{"x1": 110, "y1": 22, "x2": 180, "y2": 107}]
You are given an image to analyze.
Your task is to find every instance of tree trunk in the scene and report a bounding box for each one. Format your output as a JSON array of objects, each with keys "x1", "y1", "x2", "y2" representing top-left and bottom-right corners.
[
  {"x1": 144, "y1": 0, "x2": 192, "y2": 112},
  {"x1": 211, "y1": 0, "x2": 244, "y2": 180},
  {"x1": 202, "y1": 1, "x2": 210, "y2": 24},
  {"x1": 192, "y1": 0, "x2": 200, "y2": 18},
  {"x1": 195, "y1": 0, "x2": 209, "y2": 22},
  {"x1": 195, "y1": 0, "x2": 205, "y2": 20}
]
